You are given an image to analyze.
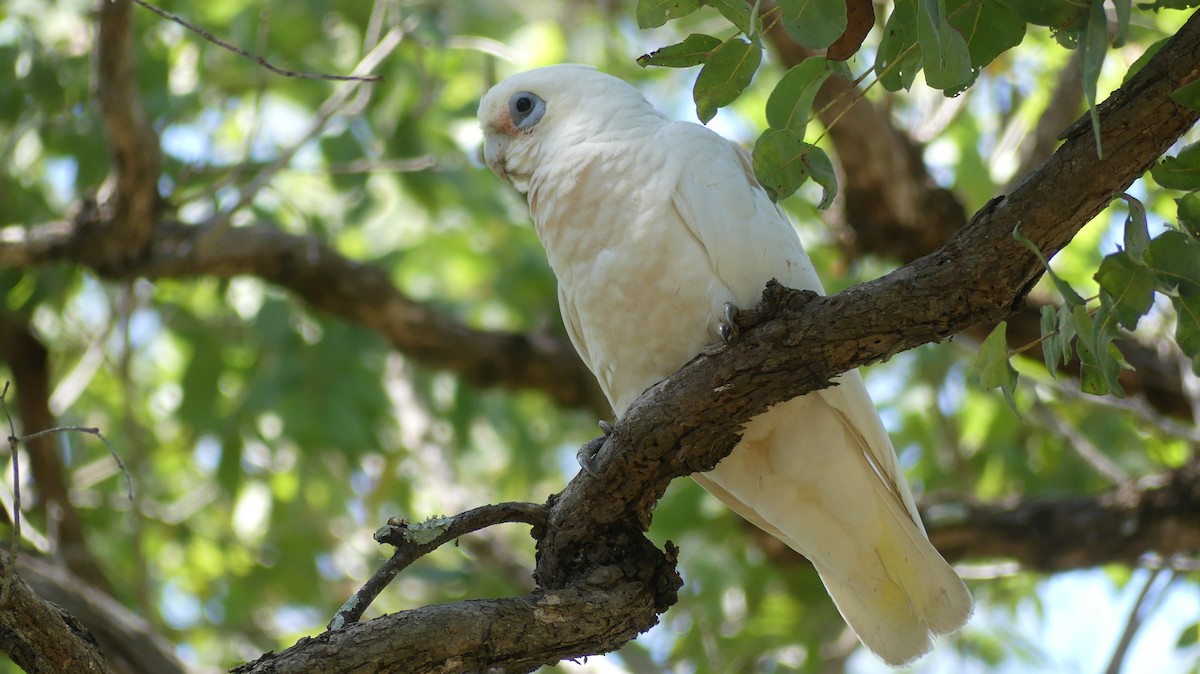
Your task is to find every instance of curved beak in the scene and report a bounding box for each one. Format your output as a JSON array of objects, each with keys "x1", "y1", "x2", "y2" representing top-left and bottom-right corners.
[{"x1": 483, "y1": 133, "x2": 510, "y2": 183}]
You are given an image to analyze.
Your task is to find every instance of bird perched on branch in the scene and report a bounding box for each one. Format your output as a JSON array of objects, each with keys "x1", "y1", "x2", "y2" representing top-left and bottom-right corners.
[{"x1": 478, "y1": 64, "x2": 972, "y2": 667}]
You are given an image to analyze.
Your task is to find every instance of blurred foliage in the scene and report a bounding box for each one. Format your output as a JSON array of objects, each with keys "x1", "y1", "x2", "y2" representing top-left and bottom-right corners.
[{"x1": 1, "y1": 1, "x2": 1200, "y2": 673}]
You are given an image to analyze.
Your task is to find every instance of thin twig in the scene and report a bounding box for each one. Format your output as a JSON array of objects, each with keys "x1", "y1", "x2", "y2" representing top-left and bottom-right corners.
[
  {"x1": 1038, "y1": 380, "x2": 1200, "y2": 445},
  {"x1": 183, "y1": 156, "x2": 438, "y2": 178},
  {"x1": 1103, "y1": 567, "x2": 1179, "y2": 674},
  {"x1": 328, "y1": 501, "x2": 547, "y2": 630},
  {"x1": 198, "y1": 25, "x2": 407, "y2": 248},
  {"x1": 1, "y1": 382, "x2": 22, "y2": 605},
  {"x1": 17, "y1": 427, "x2": 133, "y2": 504},
  {"x1": 128, "y1": 0, "x2": 383, "y2": 83},
  {"x1": 1029, "y1": 398, "x2": 1132, "y2": 487}
]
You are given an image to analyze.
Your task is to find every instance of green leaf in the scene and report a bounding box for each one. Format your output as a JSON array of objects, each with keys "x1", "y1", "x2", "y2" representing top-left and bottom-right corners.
[
  {"x1": 1178, "y1": 192, "x2": 1200, "y2": 238},
  {"x1": 1143, "y1": 229, "x2": 1200, "y2": 370},
  {"x1": 1013, "y1": 227, "x2": 1085, "y2": 306},
  {"x1": 693, "y1": 38, "x2": 761, "y2": 123},
  {"x1": 975, "y1": 321, "x2": 1019, "y2": 411},
  {"x1": 636, "y1": 0, "x2": 703, "y2": 28},
  {"x1": 765, "y1": 58, "x2": 835, "y2": 136},
  {"x1": 947, "y1": 0, "x2": 1026, "y2": 72},
  {"x1": 994, "y1": 0, "x2": 1087, "y2": 27},
  {"x1": 1116, "y1": 193, "x2": 1150, "y2": 259},
  {"x1": 1039, "y1": 304, "x2": 1060, "y2": 375},
  {"x1": 1178, "y1": 622, "x2": 1200, "y2": 649},
  {"x1": 1169, "y1": 291, "x2": 1200, "y2": 374},
  {"x1": 877, "y1": 0, "x2": 922, "y2": 91},
  {"x1": 1111, "y1": 0, "x2": 1131, "y2": 47},
  {"x1": 1173, "y1": 78, "x2": 1200, "y2": 112},
  {"x1": 704, "y1": 0, "x2": 754, "y2": 34},
  {"x1": 1151, "y1": 142, "x2": 1200, "y2": 190},
  {"x1": 916, "y1": 0, "x2": 974, "y2": 92},
  {"x1": 1078, "y1": 0, "x2": 1108, "y2": 157},
  {"x1": 1071, "y1": 306, "x2": 1114, "y2": 395},
  {"x1": 752, "y1": 129, "x2": 836, "y2": 204},
  {"x1": 778, "y1": 0, "x2": 848, "y2": 49},
  {"x1": 1056, "y1": 304, "x2": 1077, "y2": 367},
  {"x1": 806, "y1": 145, "x2": 838, "y2": 209},
  {"x1": 638, "y1": 34, "x2": 723, "y2": 68},
  {"x1": 1145, "y1": 229, "x2": 1200, "y2": 294},
  {"x1": 1095, "y1": 251, "x2": 1156, "y2": 331}
]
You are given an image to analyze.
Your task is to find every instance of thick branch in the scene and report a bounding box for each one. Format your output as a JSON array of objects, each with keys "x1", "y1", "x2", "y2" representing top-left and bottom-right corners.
[
  {"x1": 761, "y1": 7, "x2": 1190, "y2": 419},
  {"x1": 0, "y1": 219, "x2": 609, "y2": 415},
  {"x1": 95, "y1": 0, "x2": 162, "y2": 269},
  {"x1": 17, "y1": 556, "x2": 188, "y2": 674},
  {"x1": 928, "y1": 463, "x2": 1200, "y2": 571},
  {"x1": 236, "y1": 12, "x2": 1200, "y2": 673},
  {"x1": 544, "y1": 6, "x2": 1200, "y2": 546},
  {"x1": 234, "y1": 582, "x2": 667, "y2": 674},
  {"x1": 0, "y1": 555, "x2": 114, "y2": 674},
  {"x1": 761, "y1": 0, "x2": 966, "y2": 262},
  {"x1": 0, "y1": 316, "x2": 113, "y2": 593}
]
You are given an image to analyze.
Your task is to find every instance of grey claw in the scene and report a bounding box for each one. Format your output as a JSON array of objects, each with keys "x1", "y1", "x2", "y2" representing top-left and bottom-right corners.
[
  {"x1": 576, "y1": 434, "x2": 607, "y2": 476},
  {"x1": 717, "y1": 301, "x2": 740, "y2": 346},
  {"x1": 598, "y1": 420, "x2": 615, "y2": 435}
]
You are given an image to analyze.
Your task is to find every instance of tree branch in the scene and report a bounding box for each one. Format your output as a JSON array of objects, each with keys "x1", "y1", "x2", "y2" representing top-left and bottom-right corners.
[
  {"x1": 0, "y1": 553, "x2": 114, "y2": 674},
  {"x1": 760, "y1": 5, "x2": 1192, "y2": 420},
  {"x1": 235, "y1": 10, "x2": 1200, "y2": 673},
  {"x1": 330, "y1": 502, "x2": 547, "y2": 629},
  {"x1": 94, "y1": 0, "x2": 162, "y2": 270},
  {"x1": 17, "y1": 555, "x2": 188, "y2": 674},
  {"x1": 0, "y1": 316, "x2": 114, "y2": 593},
  {"x1": 927, "y1": 463, "x2": 1200, "y2": 572},
  {"x1": 0, "y1": 218, "x2": 610, "y2": 415},
  {"x1": 127, "y1": 0, "x2": 384, "y2": 83}
]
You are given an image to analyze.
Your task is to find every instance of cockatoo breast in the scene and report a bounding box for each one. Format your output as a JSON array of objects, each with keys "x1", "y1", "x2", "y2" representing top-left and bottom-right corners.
[{"x1": 528, "y1": 135, "x2": 732, "y2": 414}]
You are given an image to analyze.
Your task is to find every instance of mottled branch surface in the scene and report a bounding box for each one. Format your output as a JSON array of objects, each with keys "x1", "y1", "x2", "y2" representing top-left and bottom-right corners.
[
  {"x1": 235, "y1": 13, "x2": 1200, "y2": 673},
  {"x1": 0, "y1": 554, "x2": 114, "y2": 674},
  {"x1": 928, "y1": 462, "x2": 1200, "y2": 571},
  {"x1": 0, "y1": 218, "x2": 609, "y2": 415},
  {"x1": 94, "y1": 0, "x2": 162, "y2": 270},
  {"x1": 760, "y1": 5, "x2": 1190, "y2": 418},
  {"x1": 17, "y1": 556, "x2": 188, "y2": 674},
  {"x1": 0, "y1": 315, "x2": 112, "y2": 593}
]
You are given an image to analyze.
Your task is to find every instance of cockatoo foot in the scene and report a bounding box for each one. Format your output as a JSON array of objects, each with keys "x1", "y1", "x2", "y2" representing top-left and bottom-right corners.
[
  {"x1": 576, "y1": 422, "x2": 613, "y2": 476},
  {"x1": 704, "y1": 302, "x2": 741, "y2": 355},
  {"x1": 719, "y1": 301, "x2": 740, "y2": 344}
]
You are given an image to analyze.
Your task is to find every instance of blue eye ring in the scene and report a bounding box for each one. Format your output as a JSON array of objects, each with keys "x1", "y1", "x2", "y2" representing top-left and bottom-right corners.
[{"x1": 509, "y1": 91, "x2": 546, "y2": 130}]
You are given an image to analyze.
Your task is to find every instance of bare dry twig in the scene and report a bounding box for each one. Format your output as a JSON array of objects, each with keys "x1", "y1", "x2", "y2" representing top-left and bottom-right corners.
[
  {"x1": 1103, "y1": 567, "x2": 1179, "y2": 674},
  {"x1": 198, "y1": 25, "x2": 408, "y2": 246},
  {"x1": 329, "y1": 501, "x2": 547, "y2": 630},
  {"x1": 0, "y1": 382, "x2": 133, "y2": 605},
  {"x1": 128, "y1": 0, "x2": 384, "y2": 82}
]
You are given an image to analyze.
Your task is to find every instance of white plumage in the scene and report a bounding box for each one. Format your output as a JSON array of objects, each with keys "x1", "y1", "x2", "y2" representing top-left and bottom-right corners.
[{"x1": 478, "y1": 64, "x2": 972, "y2": 666}]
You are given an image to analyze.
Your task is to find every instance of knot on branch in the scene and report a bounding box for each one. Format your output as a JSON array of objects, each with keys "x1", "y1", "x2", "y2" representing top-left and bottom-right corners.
[{"x1": 738, "y1": 281, "x2": 821, "y2": 331}]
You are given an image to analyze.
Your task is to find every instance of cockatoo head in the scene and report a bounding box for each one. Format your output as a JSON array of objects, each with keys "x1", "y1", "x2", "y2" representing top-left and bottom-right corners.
[{"x1": 478, "y1": 64, "x2": 662, "y2": 193}]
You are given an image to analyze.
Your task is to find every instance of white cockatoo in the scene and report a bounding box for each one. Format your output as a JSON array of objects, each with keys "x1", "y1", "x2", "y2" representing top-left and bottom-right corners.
[{"x1": 478, "y1": 64, "x2": 972, "y2": 666}]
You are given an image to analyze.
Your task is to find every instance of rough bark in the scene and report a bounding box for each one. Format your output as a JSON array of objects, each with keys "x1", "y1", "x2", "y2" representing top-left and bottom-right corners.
[
  {"x1": 94, "y1": 0, "x2": 163, "y2": 272},
  {"x1": 928, "y1": 462, "x2": 1200, "y2": 571},
  {"x1": 0, "y1": 555, "x2": 114, "y2": 674},
  {"x1": 760, "y1": 4, "x2": 1191, "y2": 419},
  {"x1": 235, "y1": 12, "x2": 1200, "y2": 673},
  {"x1": 17, "y1": 556, "x2": 189, "y2": 674},
  {"x1": 0, "y1": 218, "x2": 609, "y2": 415},
  {"x1": 0, "y1": 315, "x2": 113, "y2": 594}
]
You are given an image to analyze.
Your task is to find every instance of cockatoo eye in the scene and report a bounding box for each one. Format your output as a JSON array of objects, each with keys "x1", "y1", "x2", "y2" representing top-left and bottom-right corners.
[{"x1": 508, "y1": 91, "x2": 545, "y2": 131}]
